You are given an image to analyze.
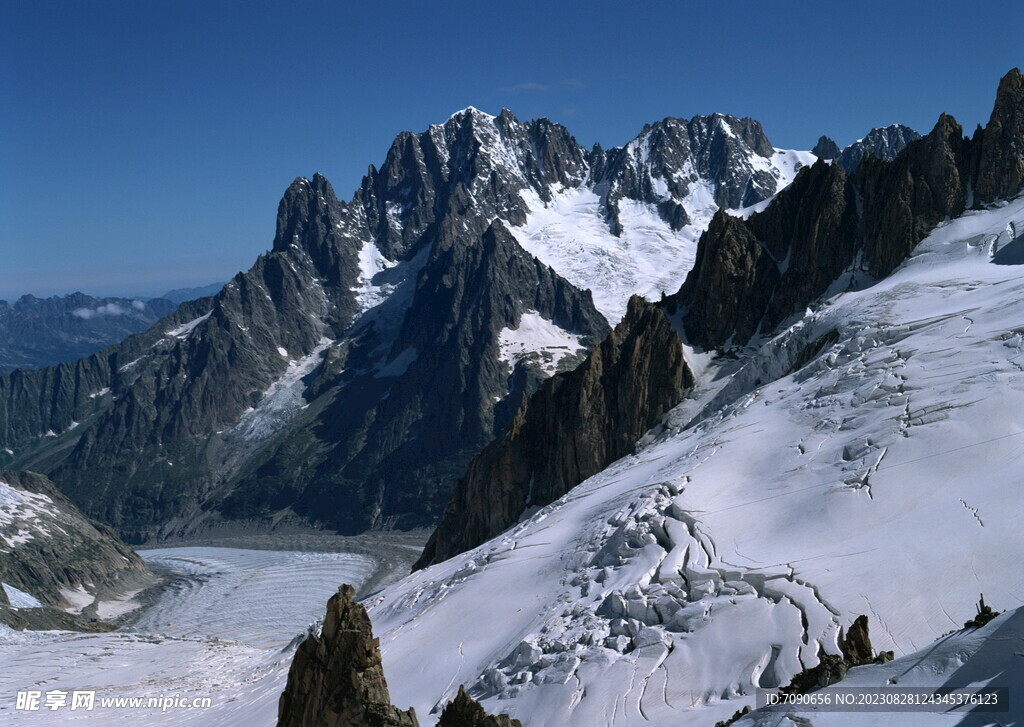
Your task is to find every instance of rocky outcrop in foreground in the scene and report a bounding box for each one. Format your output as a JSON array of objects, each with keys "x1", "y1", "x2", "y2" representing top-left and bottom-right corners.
[
  {"x1": 279, "y1": 585, "x2": 524, "y2": 727},
  {"x1": 278, "y1": 584, "x2": 419, "y2": 727},
  {"x1": 416, "y1": 296, "x2": 693, "y2": 569},
  {"x1": 779, "y1": 615, "x2": 894, "y2": 694},
  {"x1": 436, "y1": 686, "x2": 522, "y2": 727}
]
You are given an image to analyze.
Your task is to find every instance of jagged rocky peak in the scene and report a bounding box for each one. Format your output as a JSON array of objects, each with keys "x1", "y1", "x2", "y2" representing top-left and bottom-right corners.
[
  {"x1": 596, "y1": 112, "x2": 782, "y2": 235},
  {"x1": 670, "y1": 70, "x2": 1024, "y2": 353},
  {"x1": 976, "y1": 67, "x2": 1024, "y2": 203},
  {"x1": 416, "y1": 295, "x2": 692, "y2": 569},
  {"x1": 673, "y1": 155, "x2": 857, "y2": 350},
  {"x1": 278, "y1": 584, "x2": 419, "y2": 727},
  {"x1": 360, "y1": 107, "x2": 588, "y2": 260},
  {"x1": 272, "y1": 173, "x2": 361, "y2": 309},
  {"x1": 835, "y1": 123, "x2": 921, "y2": 173},
  {"x1": 856, "y1": 111, "x2": 972, "y2": 278},
  {"x1": 811, "y1": 135, "x2": 840, "y2": 160}
]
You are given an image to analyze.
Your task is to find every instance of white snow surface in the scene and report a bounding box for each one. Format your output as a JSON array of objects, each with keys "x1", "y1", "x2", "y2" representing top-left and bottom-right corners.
[
  {"x1": 229, "y1": 338, "x2": 332, "y2": 441},
  {"x1": 0, "y1": 547, "x2": 374, "y2": 725},
  {"x1": 498, "y1": 311, "x2": 587, "y2": 375},
  {"x1": 2, "y1": 583, "x2": 42, "y2": 609},
  {"x1": 735, "y1": 607, "x2": 1024, "y2": 725},
  {"x1": 165, "y1": 311, "x2": 212, "y2": 338},
  {"x1": 367, "y1": 197, "x2": 1024, "y2": 726},
  {"x1": 0, "y1": 481, "x2": 60, "y2": 549},
  {"x1": 510, "y1": 149, "x2": 816, "y2": 323}
]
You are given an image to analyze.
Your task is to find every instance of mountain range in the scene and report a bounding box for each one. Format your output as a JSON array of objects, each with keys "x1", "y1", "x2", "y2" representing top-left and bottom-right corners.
[
  {"x1": 0, "y1": 65, "x2": 1021, "y2": 727},
  {"x1": 0, "y1": 103, "x2": 916, "y2": 543}
]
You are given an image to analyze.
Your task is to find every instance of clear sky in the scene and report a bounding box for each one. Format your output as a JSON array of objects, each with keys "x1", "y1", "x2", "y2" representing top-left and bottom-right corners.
[{"x1": 2, "y1": 0, "x2": 1020, "y2": 301}]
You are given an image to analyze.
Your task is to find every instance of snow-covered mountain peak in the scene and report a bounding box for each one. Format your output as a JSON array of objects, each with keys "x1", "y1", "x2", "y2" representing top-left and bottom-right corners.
[{"x1": 446, "y1": 105, "x2": 497, "y2": 122}]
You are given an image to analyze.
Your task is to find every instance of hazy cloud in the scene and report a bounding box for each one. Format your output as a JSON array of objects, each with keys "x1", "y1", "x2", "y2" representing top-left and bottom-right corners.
[{"x1": 72, "y1": 302, "x2": 134, "y2": 319}]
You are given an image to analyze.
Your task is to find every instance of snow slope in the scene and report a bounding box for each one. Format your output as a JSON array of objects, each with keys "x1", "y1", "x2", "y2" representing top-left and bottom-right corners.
[
  {"x1": 511, "y1": 149, "x2": 817, "y2": 322},
  {"x1": 368, "y1": 196, "x2": 1024, "y2": 726},
  {"x1": 736, "y1": 606, "x2": 1024, "y2": 726},
  {"x1": 0, "y1": 548, "x2": 373, "y2": 725}
]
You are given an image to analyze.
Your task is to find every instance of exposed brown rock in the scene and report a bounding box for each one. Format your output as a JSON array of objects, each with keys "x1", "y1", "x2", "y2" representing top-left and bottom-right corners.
[
  {"x1": 675, "y1": 159, "x2": 858, "y2": 350},
  {"x1": 277, "y1": 584, "x2": 419, "y2": 727},
  {"x1": 415, "y1": 296, "x2": 693, "y2": 569},
  {"x1": 856, "y1": 112, "x2": 973, "y2": 278},
  {"x1": 976, "y1": 68, "x2": 1024, "y2": 203},
  {"x1": 436, "y1": 685, "x2": 523, "y2": 727},
  {"x1": 780, "y1": 614, "x2": 892, "y2": 697},
  {"x1": 964, "y1": 593, "x2": 1000, "y2": 629}
]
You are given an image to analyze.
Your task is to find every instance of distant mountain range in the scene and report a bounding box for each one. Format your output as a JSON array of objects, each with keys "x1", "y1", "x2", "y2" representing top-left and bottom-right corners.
[
  {"x1": 0, "y1": 285, "x2": 226, "y2": 374},
  {"x1": 0, "y1": 293, "x2": 177, "y2": 374},
  {"x1": 158, "y1": 283, "x2": 226, "y2": 304}
]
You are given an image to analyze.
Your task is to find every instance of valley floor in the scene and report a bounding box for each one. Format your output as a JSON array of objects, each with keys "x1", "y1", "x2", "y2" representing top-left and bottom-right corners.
[{"x1": 0, "y1": 536, "x2": 425, "y2": 725}]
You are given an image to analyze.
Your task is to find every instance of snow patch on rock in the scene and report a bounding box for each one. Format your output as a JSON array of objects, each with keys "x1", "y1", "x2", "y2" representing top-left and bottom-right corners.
[
  {"x1": 2, "y1": 582, "x2": 42, "y2": 609},
  {"x1": 0, "y1": 482, "x2": 60, "y2": 549},
  {"x1": 498, "y1": 311, "x2": 587, "y2": 375},
  {"x1": 229, "y1": 338, "x2": 332, "y2": 441}
]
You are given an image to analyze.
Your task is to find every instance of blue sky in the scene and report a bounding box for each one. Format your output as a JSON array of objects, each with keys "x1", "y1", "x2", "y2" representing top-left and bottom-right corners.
[{"x1": 2, "y1": 0, "x2": 1020, "y2": 300}]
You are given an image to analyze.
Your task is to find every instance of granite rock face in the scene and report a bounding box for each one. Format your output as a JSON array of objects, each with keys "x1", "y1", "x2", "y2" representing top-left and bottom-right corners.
[
  {"x1": 0, "y1": 112, "x2": 609, "y2": 540},
  {"x1": 595, "y1": 114, "x2": 778, "y2": 234},
  {"x1": 277, "y1": 584, "x2": 419, "y2": 727},
  {"x1": 0, "y1": 101, "x2": 786, "y2": 540},
  {"x1": 809, "y1": 126, "x2": 920, "y2": 172},
  {"x1": 975, "y1": 68, "x2": 1024, "y2": 203},
  {"x1": 676, "y1": 159, "x2": 858, "y2": 350},
  {"x1": 0, "y1": 470, "x2": 153, "y2": 622},
  {"x1": 416, "y1": 297, "x2": 693, "y2": 569},
  {"x1": 811, "y1": 135, "x2": 840, "y2": 160}
]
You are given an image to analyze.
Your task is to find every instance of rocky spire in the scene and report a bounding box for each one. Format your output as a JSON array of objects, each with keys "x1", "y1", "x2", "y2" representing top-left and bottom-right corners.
[
  {"x1": 975, "y1": 67, "x2": 1024, "y2": 203},
  {"x1": 811, "y1": 135, "x2": 840, "y2": 160},
  {"x1": 277, "y1": 584, "x2": 419, "y2": 727},
  {"x1": 436, "y1": 686, "x2": 523, "y2": 727}
]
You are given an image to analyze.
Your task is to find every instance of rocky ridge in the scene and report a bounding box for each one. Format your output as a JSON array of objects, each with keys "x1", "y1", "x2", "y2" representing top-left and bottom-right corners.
[
  {"x1": 0, "y1": 469, "x2": 154, "y2": 629},
  {"x1": 416, "y1": 296, "x2": 693, "y2": 568},
  {"x1": 670, "y1": 68, "x2": 1024, "y2": 351}
]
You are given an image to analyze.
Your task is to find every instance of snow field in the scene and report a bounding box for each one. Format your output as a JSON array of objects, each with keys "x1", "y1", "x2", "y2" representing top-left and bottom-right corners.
[
  {"x1": 0, "y1": 547, "x2": 374, "y2": 725},
  {"x1": 368, "y1": 197, "x2": 1024, "y2": 726}
]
